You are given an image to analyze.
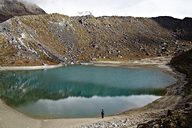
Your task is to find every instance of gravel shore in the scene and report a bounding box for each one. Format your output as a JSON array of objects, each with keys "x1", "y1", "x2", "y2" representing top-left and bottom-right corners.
[
  {"x1": 0, "y1": 64, "x2": 63, "y2": 71},
  {"x1": 0, "y1": 57, "x2": 181, "y2": 128}
]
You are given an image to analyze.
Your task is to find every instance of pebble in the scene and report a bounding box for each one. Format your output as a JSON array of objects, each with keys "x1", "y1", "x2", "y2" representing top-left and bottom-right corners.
[
  {"x1": 75, "y1": 111, "x2": 163, "y2": 128},
  {"x1": 77, "y1": 117, "x2": 144, "y2": 128}
]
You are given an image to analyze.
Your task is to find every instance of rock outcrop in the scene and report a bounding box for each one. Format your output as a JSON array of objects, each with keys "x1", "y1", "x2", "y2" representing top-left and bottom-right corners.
[{"x1": 0, "y1": 0, "x2": 46, "y2": 22}]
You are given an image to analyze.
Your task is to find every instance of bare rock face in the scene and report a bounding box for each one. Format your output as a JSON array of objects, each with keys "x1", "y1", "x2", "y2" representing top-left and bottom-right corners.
[{"x1": 0, "y1": 0, "x2": 46, "y2": 22}]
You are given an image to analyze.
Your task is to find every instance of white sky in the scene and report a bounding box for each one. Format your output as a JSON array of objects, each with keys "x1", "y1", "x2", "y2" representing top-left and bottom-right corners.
[{"x1": 25, "y1": 0, "x2": 192, "y2": 19}]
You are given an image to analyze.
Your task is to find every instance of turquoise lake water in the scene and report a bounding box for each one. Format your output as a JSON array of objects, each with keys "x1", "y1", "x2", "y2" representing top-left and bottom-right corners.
[{"x1": 0, "y1": 65, "x2": 176, "y2": 118}]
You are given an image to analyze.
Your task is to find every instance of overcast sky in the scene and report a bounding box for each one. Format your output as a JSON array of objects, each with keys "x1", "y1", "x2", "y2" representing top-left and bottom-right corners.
[{"x1": 24, "y1": 0, "x2": 191, "y2": 19}]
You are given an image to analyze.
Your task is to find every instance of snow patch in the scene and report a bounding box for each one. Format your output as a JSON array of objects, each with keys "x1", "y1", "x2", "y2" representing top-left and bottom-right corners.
[{"x1": 77, "y1": 11, "x2": 92, "y2": 16}]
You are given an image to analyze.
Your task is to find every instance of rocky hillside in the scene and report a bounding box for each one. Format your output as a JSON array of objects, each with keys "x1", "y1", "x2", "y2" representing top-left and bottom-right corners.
[
  {"x1": 0, "y1": 0, "x2": 46, "y2": 22},
  {"x1": 153, "y1": 17, "x2": 192, "y2": 40},
  {"x1": 0, "y1": 1, "x2": 192, "y2": 66},
  {"x1": 0, "y1": 14, "x2": 192, "y2": 66}
]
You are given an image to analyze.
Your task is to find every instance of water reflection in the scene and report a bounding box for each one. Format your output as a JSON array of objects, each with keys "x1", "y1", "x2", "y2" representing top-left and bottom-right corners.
[
  {"x1": 17, "y1": 95, "x2": 160, "y2": 118},
  {"x1": 0, "y1": 65, "x2": 176, "y2": 118}
]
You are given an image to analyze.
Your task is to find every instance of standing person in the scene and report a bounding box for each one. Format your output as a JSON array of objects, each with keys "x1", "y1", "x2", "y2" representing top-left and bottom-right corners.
[{"x1": 101, "y1": 109, "x2": 104, "y2": 118}]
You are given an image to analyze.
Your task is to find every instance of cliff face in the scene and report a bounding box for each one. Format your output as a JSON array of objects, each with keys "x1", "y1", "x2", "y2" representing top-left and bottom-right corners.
[
  {"x1": 0, "y1": 0, "x2": 46, "y2": 22},
  {"x1": 0, "y1": 13, "x2": 192, "y2": 66}
]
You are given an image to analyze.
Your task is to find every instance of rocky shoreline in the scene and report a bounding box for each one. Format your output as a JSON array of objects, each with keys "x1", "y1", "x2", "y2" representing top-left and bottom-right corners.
[
  {"x1": 0, "y1": 56, "x2": 188, "y2": 128},
  {"x1": 0, "y1": 57, "x2": 191, "y2": 128},
  {"x1": 74, "y1": 57, "x2": 188, "y2": 128},
  {"x1": 77, "y1": 110, "x2": 168, "y2": 128},
  {"x1": 134, "y1": 50, "x2": 192, "y2": 127}
]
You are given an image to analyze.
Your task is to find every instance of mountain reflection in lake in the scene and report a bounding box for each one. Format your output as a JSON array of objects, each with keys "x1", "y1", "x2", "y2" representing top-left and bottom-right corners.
[
  {"x1": 0, "y1": 65, "x2": 176, "y2": 118},
  {"x1": 17, "y1": 95, "x2": 160, "y2": 118}
]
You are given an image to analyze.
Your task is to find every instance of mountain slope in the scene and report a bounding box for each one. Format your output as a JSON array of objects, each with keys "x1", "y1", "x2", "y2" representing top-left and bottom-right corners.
[
  {"x1": 153, "y1": 16, "x2": 192, "y2": 40},
  {"x1": 0, "y1": 0, "x2": 46, "y2": 22},
  {"x1": 0, "y1": 13, "x2": 192, "y2": 66}
]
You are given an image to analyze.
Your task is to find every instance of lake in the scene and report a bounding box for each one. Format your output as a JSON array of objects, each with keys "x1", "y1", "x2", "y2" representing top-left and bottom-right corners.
[{"x1": 0, "y1": 65, "x2": 176, "y2": 118}]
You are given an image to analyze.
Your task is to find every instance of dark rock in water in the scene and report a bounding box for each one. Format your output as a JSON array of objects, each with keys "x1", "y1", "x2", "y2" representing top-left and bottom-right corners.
[{"x1": 0, "y1": 0, "x2": 46, "y2": 22}]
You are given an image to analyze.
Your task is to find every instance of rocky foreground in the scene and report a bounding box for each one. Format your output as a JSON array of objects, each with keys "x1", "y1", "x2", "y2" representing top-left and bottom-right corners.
[{"x1": 77, "y1": 110, "x2": 167, "y2": 128}]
